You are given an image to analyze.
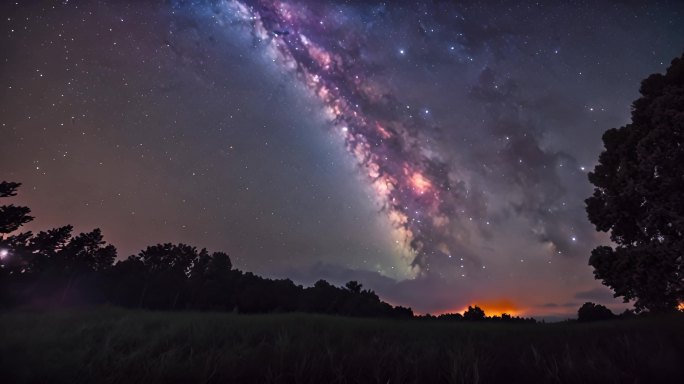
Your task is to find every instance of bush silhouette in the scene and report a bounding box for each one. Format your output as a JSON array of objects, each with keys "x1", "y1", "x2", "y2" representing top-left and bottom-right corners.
[{"x1": 577, "y1": 302, "x2": 614, "y2": 322}]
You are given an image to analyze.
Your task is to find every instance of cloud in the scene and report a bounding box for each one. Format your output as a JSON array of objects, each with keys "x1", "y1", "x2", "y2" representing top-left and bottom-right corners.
[
  {"x1": 574, "y1": 287, "x2": 617, "y2": 303},
  {"x1": 462, "y1": 65, "x2": 597, "y2": 258},
  {"x1": 538, "y1": 302, "x2": 580, "y2": 308}
]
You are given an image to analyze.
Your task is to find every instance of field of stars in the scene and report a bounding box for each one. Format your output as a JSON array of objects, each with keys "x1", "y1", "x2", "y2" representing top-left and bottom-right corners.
[{"x1": 2, "y1": 0, "x2": 683, "y2": 318}]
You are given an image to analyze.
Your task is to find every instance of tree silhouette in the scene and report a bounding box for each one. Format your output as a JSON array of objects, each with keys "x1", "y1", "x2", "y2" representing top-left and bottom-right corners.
[
  {"x1": 0, "y1": 182, "x2": 33, "y2": 237},
  {"x1": 56, "y1": 228, "x2": 117, "y2": 304},
  {"x1": 586, "y1": 53, "x2": 684, "y2": 312},
  {"x1": 463, "y1": 305, "x2": 486, "y2": 321},
  {"x1": 136, "y1": 243, "x2": 200, "y2": 309},
  {"x1": 27, "y1": 226, "x2": 74, "y2": 273},
  {"x1": 108, "y1": 255, "x2": 148, "y2": 307},
  {"x1": 0, "y1": 182, "x2": 35, "y2": 286},
  {"x1": 61, "y1": 229, "x2": 117, "y2": 273},
  {"x1": 208, "y1": 251, "x2": 232, "y2": 274},
  {"x1": 577, "y1": 302, "x2": 614, "y2": 322},
  {"x1": 345, "y1": 280, "x2": 362, "y2": 293},
  {"x1": 0, "y1": 181, "x2": 33, "y2": 268}
]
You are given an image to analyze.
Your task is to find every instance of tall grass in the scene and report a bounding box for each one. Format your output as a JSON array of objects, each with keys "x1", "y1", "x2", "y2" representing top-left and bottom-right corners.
[{"x1": 0, "y1": 307, "x2": 681, "y2": 383}]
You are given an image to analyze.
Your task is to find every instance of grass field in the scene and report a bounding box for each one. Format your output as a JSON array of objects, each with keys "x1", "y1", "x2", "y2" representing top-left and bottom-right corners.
[{"x1": 1, "y1": 308, "x2": 682, "y2": 383}]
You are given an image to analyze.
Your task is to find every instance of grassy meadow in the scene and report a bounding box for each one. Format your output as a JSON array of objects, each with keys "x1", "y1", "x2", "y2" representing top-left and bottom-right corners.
[{"x1": 0, "y1": 308, "x2": 682, "y2": 383}]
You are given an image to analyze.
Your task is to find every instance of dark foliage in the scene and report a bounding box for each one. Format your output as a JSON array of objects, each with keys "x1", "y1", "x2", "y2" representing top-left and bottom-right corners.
[
  {"x1": 463, "y1": 305, "x2": 486, "y2": 321},
  {"x1": 586, "y1": 53, "x2": 684, "y2": 312},
  {"x1": 1, "y1": 239, "x2": 413, "y2": 318},
  {"x1": 577, "y1": 302, "x2": 615, "y2": 322},
  {"x1": 0, "y1": 181, "x2": 414, "y2": 318},
  {"x1": 0, "y1": 182, "x2": 33, "y2": 236}
]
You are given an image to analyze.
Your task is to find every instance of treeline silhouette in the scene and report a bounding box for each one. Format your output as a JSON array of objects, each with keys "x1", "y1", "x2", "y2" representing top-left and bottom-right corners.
[
  {"x1": 0, "y1": 230, "x2": 413, "y2": 317},
  {"x1": 1, "y1": 181, "x2": 535, "y2": 322},
  {"x1": 0, "y1": 181, "x2": 415, "y2": 317}
]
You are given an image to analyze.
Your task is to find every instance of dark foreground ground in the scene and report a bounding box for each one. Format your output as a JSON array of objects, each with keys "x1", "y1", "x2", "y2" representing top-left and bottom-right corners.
[{"x1": 0, "y1": 308, "x2": 682, "y2": 384}]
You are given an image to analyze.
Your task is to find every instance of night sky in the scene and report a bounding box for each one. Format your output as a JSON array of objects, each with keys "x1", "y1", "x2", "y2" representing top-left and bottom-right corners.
[{"x1": 2, "y1": 0, "x2": 683, "y2": 319}]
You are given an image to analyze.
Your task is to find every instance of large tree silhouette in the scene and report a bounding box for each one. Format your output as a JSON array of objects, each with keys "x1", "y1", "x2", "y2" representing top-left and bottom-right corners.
[{"x1": 586, "y1": 53, "x2": 684, "y2": 312}]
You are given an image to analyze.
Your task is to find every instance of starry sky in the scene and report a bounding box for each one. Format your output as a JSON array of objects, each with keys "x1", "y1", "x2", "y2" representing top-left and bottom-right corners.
[{"x1": 2, "y1": 0, "x2": 683, "y2": 319}]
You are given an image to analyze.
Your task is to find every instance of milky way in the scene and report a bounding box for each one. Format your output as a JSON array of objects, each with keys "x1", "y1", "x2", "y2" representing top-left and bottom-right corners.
[{"x1": 227, "y1": 0, "x2": 482, "y2": 277}]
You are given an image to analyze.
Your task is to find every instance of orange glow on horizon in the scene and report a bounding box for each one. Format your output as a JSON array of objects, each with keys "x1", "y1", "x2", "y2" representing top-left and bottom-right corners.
[{"x1": 450, "y1": 299, "x2": 522, "y2": 317}]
